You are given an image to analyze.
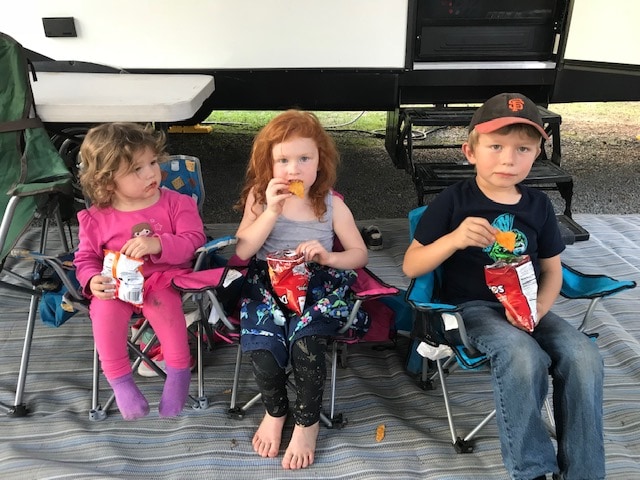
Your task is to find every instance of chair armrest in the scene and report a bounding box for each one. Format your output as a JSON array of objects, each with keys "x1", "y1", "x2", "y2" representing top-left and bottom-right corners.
[
  {"x1": 197, "y1": 235, "x2": 237, "y2": 254},
  {"x1": 11, "y1": 250, "x2": 83, "y2": 301},
  {"x1": 193, "y1": 236, "x2": 238, "y2": 271},
  {"x1": 560, "y1": 263, "x2": 636, "y2": 300},
  {"x1": 336, "y1": 267, "x2": 400, "y2": 335},
  {"x1": 560, "y1": 263, "x2": 636, "y2": 331}
]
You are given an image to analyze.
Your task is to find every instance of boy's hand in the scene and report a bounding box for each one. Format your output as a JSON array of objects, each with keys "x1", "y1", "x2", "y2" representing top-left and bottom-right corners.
[
  {"x1": 451, "y1": 217, "x2": 496, "y2": 250},
  {"x1": 265, "y1": 177, "x2": 292, "y2": 215},
  {"x1": 89, "y1": 275, "x2": 115, "y2": 300},
  {"x1": 120, "y1": 236, "x2": 161, "y2": 259}
]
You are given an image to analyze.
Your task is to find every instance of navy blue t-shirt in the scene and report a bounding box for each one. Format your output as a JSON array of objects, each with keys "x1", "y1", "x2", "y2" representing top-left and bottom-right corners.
[{"x1": 413, "y1": 178, "x2": 565, "y2": 305}]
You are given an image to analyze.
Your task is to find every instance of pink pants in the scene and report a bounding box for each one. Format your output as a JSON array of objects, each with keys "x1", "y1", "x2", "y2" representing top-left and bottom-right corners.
[{"x1": 89, "y1": 285, "x2": 190, "y2": 380}]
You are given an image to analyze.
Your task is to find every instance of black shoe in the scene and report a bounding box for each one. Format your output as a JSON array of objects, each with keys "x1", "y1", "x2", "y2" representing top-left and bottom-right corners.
[{"x1": 361, "y1": 225, "x2": 383, "y2": 251}]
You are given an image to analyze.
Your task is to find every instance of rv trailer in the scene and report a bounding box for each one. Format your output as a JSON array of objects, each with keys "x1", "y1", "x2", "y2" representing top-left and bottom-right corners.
[{"x1": 1, "y1": 0, "x2": 638, "y2": 116}]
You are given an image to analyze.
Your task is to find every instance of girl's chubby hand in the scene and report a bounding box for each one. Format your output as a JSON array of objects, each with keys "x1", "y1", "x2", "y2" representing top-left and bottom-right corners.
[
  {"x1": 296, "y1": 240, "x2": 329, "y2": 265},
  {"x1": 265, "y1": 177, "x2": 293, "y2": 215},
  {"x1": 450, "y1": 217, "x2": 497, "y2": 250},
  {"x1": 89, "y1": 274, "x2": 116, "y2": 300},
  {"x1": 120, "y1": 236, "x2": 161, "y2": 259}
]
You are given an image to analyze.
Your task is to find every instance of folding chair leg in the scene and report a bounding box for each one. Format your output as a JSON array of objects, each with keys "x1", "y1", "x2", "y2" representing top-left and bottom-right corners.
[
  {"x1": 228, "y1": 343, "x2": 260, "y2": 419},
  {"x1": 462, "y1": 409, "x2": 496, "y2": 447},
  {"x1": 328, "y1": 341, "x2": 338, "y2": 420},
  {"x1": 5, "y1": 293, "x2": 39, "y2": 417},
  {"x1": 433, "y1": 357, "x2": 554, "y2": 452},
  {"x1": 2, "y1": 210, "x2": 70, "y2": 418},
  {"x1": 89, "y1": 345, "x2": 107, "y2": 421},
  {"x1": 321, "y1": 341, "x2": 347, "y2": 429},
  {"x1": 191, "y1": 319, "x2": 209, "y2": 410},
  {"x1": 544, "y1": 397, "x2": 556, "y2": 435},
  {"x1": 435, "y1": 358, "x2": 476, "y2": 453}
]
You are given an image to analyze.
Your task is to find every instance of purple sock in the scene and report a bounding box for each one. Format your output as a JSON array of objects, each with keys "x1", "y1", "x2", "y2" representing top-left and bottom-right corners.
[
  {"x1": 159, "y1": 366, "x2": 191, "y2": 417},
  {"x1": 109, "y1": 373, "x2": 149, "y2": 420}
]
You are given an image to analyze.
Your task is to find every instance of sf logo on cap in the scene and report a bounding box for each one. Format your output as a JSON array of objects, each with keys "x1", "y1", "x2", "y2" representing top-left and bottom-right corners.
[{"x1": 508, "y1": 98, "x2": 525, "y2": 112}]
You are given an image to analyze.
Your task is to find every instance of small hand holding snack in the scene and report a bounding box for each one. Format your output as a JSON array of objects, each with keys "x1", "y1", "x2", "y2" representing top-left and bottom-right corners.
[
  {"x1": 265, "y1": 177, "x2": 293, "y2": 215},
  {"x1": 296, "y1": 239, "x2": 330, "y2": 265},
  {"x1": 102, "y1": 250, "x2": 145, "y2": 305},
  {"x1": 451, "y1": 217, "x2": 497, "y2": 250},
  {"x1": 120, "y1": 235, "x2": 161, "y2": 259},
  {"x1": 89, "y1": 274, "x2": 116, "y2": 300}
]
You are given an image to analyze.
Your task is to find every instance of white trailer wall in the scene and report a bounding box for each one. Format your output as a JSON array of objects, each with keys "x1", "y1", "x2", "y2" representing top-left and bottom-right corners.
[
  {"x1": 0, "y1": 0, "x2": 409, "y2": 70},
  {"x1": 564, "y1": 1, "x2": 640, "y2": 66}
]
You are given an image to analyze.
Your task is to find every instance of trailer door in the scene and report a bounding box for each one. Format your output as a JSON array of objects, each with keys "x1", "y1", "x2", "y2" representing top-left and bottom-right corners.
[{"x1": 552, "y1": 0, "x2": 640, "y2": 102}]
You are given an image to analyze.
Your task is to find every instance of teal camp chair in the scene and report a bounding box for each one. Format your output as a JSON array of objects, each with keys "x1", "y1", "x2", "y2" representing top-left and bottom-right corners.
[
  {"x1": 0, "y1": 32, "x2": 73, "y2": 417},
  {"x1": 406, "y1": 205, "x2": 636, "y2": 453}
]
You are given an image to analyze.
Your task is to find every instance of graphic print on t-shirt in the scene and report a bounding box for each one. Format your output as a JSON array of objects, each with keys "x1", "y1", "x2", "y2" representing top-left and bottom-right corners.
[
  {"x1": 132, "y1": 222, "x2": 153, "y2": 237},
  {"x1": 484, "y1": 213, "x2": 527, "y2": 261}
]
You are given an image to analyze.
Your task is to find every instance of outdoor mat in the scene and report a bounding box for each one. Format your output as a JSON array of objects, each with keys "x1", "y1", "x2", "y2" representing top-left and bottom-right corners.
[{"x1": 1, "y1": 214, "x2": 638, "y2": 479}]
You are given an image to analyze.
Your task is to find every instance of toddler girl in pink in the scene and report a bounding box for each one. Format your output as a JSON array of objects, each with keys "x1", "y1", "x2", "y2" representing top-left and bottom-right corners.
[{"x1": 74, "y1": 122, "x2": 206, "y2": 420}]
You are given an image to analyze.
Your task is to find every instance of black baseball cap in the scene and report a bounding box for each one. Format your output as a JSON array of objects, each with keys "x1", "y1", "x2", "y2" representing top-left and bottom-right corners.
[{"x1": 469, "y1": 93, "x2": 549, "y2": 140}]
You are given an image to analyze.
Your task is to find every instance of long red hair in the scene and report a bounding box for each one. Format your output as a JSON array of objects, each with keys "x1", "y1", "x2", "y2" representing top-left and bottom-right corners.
[{"x1": 235, "y1": 110, "x2": 339, "y2": 219}]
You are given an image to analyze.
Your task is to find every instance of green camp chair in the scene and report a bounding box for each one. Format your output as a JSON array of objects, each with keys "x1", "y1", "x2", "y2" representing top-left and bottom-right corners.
[{"x1": 0, "y1": 31, "x2": 73, "y2": 416}]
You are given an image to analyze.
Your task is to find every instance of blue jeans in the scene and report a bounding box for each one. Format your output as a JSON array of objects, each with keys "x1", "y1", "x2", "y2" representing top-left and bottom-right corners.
[{"x1": 459, "y1": 301, "x2": 604, "y2": 480}]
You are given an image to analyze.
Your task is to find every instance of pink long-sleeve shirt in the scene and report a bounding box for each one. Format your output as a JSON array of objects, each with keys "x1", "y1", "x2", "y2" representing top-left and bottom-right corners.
[{"x1": 74, "y1": 188, "x2": 207, "y2": 296}]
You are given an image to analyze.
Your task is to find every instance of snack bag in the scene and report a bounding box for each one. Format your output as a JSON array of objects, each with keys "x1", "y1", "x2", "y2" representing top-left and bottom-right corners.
[
  {"x1": 102, "y1": 250, "x2": 145, "y2": 306},
  {"x1": 266, "y1": 249, "x2": 310, "y2": 315},
  {"x1": 484, "y1": 255, "x2": 538, "y2": 332}
]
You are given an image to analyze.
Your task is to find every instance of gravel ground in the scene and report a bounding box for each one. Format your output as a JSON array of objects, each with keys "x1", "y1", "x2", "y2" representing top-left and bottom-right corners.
[{"x1": 166, "y1": 103, "x2": 640, "y2": 224}]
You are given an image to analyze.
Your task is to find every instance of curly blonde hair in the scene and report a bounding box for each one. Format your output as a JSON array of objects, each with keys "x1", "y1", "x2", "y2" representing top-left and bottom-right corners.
[
  {"x1": 235, "y1": 110, "x2": 339, "y2": 219},
  {"x1": 78, "y1": 123, "x2": 168, "y2": 208}
]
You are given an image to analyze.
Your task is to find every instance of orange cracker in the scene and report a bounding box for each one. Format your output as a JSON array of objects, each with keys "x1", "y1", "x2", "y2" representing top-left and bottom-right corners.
[
  {"x1": 375, "y1": 424, "x2": 385, "y2": 442},
  {"x1": 288, "y1": 180, "x2": 304, "y2": 198},
  {"x1": 495, "y1": 230, "x2": 516, "y2": 252}
]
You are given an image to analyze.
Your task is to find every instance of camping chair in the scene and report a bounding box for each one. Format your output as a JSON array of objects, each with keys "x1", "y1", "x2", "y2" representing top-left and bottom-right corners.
[
  {"x1": 225, "y1": 222, "x2": 401, "y2": 428},
  {"x1": 0, "y1": 32, "x2": 73, "y2": 416},
  {"x1": 46, "y1": 233, "x2": 238, "y2": 421},
  {"x1": 405, "y1": 205, "x2": 637, "y2": 453},
  {"x1": 11, "y1": 154, "x2": 238, "y2": 420},
  {"x1": 83, "y1": 154, "x2": 233, "y2": 420}
]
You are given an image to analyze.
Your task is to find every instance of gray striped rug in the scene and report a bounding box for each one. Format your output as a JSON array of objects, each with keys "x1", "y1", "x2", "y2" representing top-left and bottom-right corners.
[{"x1": 1, "y1": 214, "x2": 638, "y2": 479}]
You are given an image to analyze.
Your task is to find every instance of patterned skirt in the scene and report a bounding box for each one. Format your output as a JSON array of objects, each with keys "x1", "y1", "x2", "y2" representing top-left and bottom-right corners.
[{"x1": 240, "y1": 259, "x2": 370, "y2": 368}]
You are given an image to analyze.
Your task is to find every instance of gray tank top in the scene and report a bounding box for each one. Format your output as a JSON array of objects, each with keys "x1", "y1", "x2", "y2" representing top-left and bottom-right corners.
[{"x1": 257, "y1": 193, "x2": 334, "y2": 260}]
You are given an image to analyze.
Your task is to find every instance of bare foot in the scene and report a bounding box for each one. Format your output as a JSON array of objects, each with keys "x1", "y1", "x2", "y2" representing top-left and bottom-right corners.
[
  {"x1": 252, "y1": 412, "x2": 287, "y2": 458},
  {"x1": 281, "y1": 421, "x2": 320, "y2": 470}
]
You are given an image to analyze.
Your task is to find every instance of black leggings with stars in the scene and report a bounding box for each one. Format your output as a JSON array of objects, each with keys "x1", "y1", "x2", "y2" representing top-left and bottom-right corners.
[{"x1": 250, "y1": 335, "x2": 328, "y2": 427}]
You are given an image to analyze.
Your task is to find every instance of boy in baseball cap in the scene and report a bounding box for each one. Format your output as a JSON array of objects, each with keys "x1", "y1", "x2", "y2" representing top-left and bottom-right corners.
[{"x1": 403, "y1": 93, "x2": 604, "y2": 479}]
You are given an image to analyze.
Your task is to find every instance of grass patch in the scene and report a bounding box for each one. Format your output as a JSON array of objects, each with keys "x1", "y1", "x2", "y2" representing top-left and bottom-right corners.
[{"x1": 204, "y1": 110, "x2": 387, "y2": 135}]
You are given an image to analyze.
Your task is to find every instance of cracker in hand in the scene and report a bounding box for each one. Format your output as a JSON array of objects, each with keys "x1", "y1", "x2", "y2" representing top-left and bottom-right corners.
[
  {"x1": 288, "y1": 180, "x2": 304, "y2": 198},
  {"x1": 495, "y1": 230, "x2": 516, "y2": 252}
]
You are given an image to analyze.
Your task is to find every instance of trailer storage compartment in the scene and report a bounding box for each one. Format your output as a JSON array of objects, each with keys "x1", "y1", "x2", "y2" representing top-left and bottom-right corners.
[{"x1": 414, "y1": 0, "x2": 565, "y2": 62}]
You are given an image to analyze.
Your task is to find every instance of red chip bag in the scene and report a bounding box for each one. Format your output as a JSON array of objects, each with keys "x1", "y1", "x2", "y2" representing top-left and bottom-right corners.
[
  {"x1": 266, "y1": 250, "x2": 310, "y2": 315},
  {"x1": 484, "y1": 255, "x2": 538, "y2": 332}
]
